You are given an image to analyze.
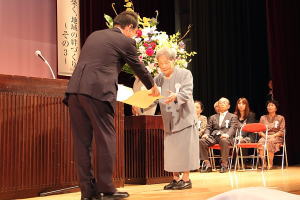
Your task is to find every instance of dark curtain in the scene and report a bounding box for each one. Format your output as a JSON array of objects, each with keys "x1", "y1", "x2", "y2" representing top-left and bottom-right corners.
[
  {"x1": 80, "y1": 0, "x2": 175, "y2": 46},
  {"x1": 189, "y1": 0, "x2": 270, "y2": 118},
  {"x1": 266, "y1": 0, "x2": 300, "y2": 164},
  {"x1": 78, "y1": 0, "x2": 300, "y2": 164}
]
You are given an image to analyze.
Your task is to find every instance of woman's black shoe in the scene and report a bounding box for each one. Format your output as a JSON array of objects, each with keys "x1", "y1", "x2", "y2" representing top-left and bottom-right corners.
[
  {"x1": 163, "y1": 180, "x2": 178, "y2": 190},
  {"x1": 172, "y1": 180, "x2": 192, "y2": 190},
  {"x1": 220, "y1": 166, "x2": 228, "y2": 173}
]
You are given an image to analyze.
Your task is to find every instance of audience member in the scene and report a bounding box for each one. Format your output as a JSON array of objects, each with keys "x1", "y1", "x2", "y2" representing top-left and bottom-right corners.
[
  {"x1": 258, "y1": 100, "x2": 285, "y2": 170},
  {"x1": 199, "y1": 97, "x2": 238, "y2": 173},
  {"x1": 195, "y1": 100, "x2": 207, "y2": 138},
  {"x1": 234, "y1": 97, "x2": 256, "y2": 143}
]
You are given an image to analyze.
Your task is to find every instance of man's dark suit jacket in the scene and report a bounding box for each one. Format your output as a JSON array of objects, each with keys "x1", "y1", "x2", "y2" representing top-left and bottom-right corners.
[
  {"x1": 204, "y1": 112, "x2": 238, "y2": 138},
  {"x1": 65, "y1": 28, "x2": 154, "y2": 105}
]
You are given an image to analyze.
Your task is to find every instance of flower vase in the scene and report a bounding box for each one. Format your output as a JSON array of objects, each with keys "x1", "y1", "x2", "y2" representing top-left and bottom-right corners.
[{"x1": 133, "y1": 76, "x2": 157, "y2": 115}]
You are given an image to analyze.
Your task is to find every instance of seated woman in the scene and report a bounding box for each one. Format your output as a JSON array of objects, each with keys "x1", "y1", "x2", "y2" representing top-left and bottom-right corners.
[
  {"x1": 195, "y1": 100, "x2": 207, "y2": 167},
  {"x1": 213, "y1": 101, "x2": 220, "y2": 113},
  {"x1": 234, "y1": 97, "x2": 256, "y2": 143},
  {"x1": 194, "y1": 100, "x2": 207, "y2": 138},
  {"x1": 155, "y1": 47, "x2": 199, "y2": 190},
  {"x1": 258, "y1": 100, "x2": 285, "y2": 169}
]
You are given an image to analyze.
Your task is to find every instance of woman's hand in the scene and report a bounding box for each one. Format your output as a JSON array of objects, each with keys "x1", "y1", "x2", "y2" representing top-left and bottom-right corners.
[
  {"x1": 269, "y1": 133, "x2": 279, "y2": 138},
  {"x1": 164, "y1": 90, "x2": 177, "y2": 104},
  {"x1": 259, "y1": 132, "x2": 266, "y2": 138}
]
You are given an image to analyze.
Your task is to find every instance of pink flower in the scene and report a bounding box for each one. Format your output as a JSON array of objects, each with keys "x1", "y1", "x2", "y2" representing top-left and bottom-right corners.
[
  {"x1": 146, "y1": 48, "x2": 154, "y2": 56},
  {"x1": 143, "y1": 43, "x2": 149, "y2": 47},
  {"x1": 150, "y1": 42, "x2": 157, "y2": 49},
  {"x1": 138, "y1": 55, "x2": 143, "y2": 62},
  {"x1": 136, "y1": 29, "x2": 142, "y2": 37}
]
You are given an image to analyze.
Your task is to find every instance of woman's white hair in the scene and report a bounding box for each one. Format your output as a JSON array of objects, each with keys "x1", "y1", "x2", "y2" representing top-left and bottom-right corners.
[{"x1": 156, "y1": 47, "x2": 177, "y2": 60}]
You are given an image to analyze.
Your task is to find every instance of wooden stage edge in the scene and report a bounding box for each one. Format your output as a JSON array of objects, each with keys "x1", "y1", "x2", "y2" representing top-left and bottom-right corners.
[{"x1": 21, "y1": 165, "x2": 300, "y2": 200}]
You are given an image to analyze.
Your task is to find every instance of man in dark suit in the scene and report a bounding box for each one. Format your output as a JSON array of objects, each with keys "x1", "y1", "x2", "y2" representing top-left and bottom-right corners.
[
  {"x1": 64, "y1": 11, "x2": 160, "y2": 200},
  {"x1": 199, "y1": 97, "x2": 238, "y2": 173}
]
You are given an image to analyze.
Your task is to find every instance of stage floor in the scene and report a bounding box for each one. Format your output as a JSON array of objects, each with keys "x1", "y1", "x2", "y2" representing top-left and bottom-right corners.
[{"x1": 21, "y1": 166, "x2": 300, "y2": 200}]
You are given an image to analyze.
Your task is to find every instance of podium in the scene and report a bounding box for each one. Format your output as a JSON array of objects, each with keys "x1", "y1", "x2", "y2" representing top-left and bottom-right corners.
[
  {"x1": 0, "y1": 74, "x2": 124, "y2": 200},
  {"x1": 124, "y1": 115, "x2": 172, "y2": 184}
]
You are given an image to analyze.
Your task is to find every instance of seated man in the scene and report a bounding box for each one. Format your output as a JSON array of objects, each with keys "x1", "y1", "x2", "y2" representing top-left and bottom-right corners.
[{"x1": 200, "y1": 97, "x2": 238, "y2": 173}]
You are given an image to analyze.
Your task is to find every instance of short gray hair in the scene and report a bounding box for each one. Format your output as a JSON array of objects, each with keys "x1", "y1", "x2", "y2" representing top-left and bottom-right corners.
[
  {"x1": 219, "y1": 97, "x2": 230, "y2": 105},
  {"x1": 156, "y1": 47, "x2": 177, "y2": 60}
]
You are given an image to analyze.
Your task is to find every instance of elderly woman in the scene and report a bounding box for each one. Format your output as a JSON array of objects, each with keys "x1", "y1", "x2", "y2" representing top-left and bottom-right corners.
[
  {"x1": 154, "y1": 47, "x2": 199, "y2": 190},
  {"x1": 258, "y1": 100, "x2": 285, "y2": 169}
]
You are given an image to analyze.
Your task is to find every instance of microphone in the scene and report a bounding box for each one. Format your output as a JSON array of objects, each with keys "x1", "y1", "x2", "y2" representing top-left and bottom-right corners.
[
  {"x1": 35, "y1": 50, "x2": 47, "y2": 62},
  {"x1": 34, "y1": 50, "x2": 56, "y2": 79}
]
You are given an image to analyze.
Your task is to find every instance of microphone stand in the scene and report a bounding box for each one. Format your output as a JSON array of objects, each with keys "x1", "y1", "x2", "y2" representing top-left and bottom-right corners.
[
  {"x1": 35, "y1": 51, "x2": 56, "y2": 79},
  {"x1": 44, "y1": 60, "x2": 56, "y2": 79},
  {"x1": 39, "y1": 185, "x2": 79, "y2": 196}
]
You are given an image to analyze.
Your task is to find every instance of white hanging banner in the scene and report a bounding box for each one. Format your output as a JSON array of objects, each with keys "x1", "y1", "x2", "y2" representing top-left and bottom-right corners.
[{"x1": 57, "y1": 0, "x2": 80, "y2": 76}]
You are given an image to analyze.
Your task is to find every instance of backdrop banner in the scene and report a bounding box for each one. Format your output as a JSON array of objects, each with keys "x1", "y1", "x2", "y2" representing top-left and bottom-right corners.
[{"x1": 57, "y1": 0, "x2": 80, "y2": 76}]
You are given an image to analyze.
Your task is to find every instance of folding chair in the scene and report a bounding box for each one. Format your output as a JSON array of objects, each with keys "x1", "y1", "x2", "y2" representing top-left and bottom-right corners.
[
  {"x1": 233, "y1": 123, "x2": 267, "y2": 171},
  {"x1": 274, "y1": 130, "x2": 288, "y2": 169},
  {"x1": 208, "y1": 144, "x2": 234, "y2": 171},
  {"x1": 208, "y1": 144, "x2": 220, "y2": 171}
]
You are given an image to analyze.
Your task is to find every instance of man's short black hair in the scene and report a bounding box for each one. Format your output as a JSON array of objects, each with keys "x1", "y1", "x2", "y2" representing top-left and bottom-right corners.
[{"x1": 113, "y1": 11, "x2": 139, "y2": 29}]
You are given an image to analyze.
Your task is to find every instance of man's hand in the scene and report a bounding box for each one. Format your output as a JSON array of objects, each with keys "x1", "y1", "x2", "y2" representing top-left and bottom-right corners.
[
  {"x1": 164, "y1": 90, "x2": 177, "y2": 104},
  {"x1": 236, "y1": 136, "x2": 243, "y2": 140},
  {"x1": 220, "y1": 133, "x2": 229, "y2": 139},
  {"x1": 149, "y1": 84, "x2": 160, "y2": 97},
  {"x1": 202, "y1": 134, "x2": 209, "y2": 139},
  {"x1": 132, "y1": 106, "x2": 139, "y2": 116}
]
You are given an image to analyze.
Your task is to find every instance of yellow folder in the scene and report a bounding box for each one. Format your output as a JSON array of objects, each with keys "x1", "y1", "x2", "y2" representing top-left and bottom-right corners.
[{"x1": 117, "y1": 84, "x2": 163, "y2": 108}]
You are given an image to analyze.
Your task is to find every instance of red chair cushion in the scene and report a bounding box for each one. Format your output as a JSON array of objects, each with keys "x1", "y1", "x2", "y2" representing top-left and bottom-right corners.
[
  {"x1": 242, "y1": 123, "x2": 266, "y2": 133},
  {"x1": 209, "y1": 144, "x2": 233, "y2": 149},
  {"x1": 210, "y1": 144, "x2": 220, "y2": 149},
  {"x1": 237, "y1": 143, "x2": 261, "y2": 148}
]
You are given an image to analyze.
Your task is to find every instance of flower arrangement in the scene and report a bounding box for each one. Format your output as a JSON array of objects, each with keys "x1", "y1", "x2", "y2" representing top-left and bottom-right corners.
[{"x1": 104, "y1": 0, "x2": 197, "y2": 77}]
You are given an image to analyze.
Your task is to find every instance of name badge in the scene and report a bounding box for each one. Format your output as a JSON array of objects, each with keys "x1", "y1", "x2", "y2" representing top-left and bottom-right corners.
[
  {"x1": 274, "y1": 120, "x2": 279, "y2": 128},
  {"x1": 225, "y1": 120, "x2": 230, "y2": 128},
  {"x1": 175, "y1": 83, "x2": 181, "y2": 93}
]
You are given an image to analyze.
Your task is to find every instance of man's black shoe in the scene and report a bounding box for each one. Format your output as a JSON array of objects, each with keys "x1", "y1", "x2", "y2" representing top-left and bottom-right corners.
[
  {"x1": 220, "y1": 166, "x2": 228, "y2": 173},
  {"x1": 163, "y1": 180, "x2": 178, "y2": 190},
  {"x1": 98, "y1": 191, "x2": 129, "y2": 199},
  {"x1": 172, "y1": 180, "x2": 192, "y2": 190},
  {"x1": 200, "y1": 165, "x2": 212, "y2": 173},
  {"x1": 81, "y1": 196, "x2": 98, "y2": 200}
]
